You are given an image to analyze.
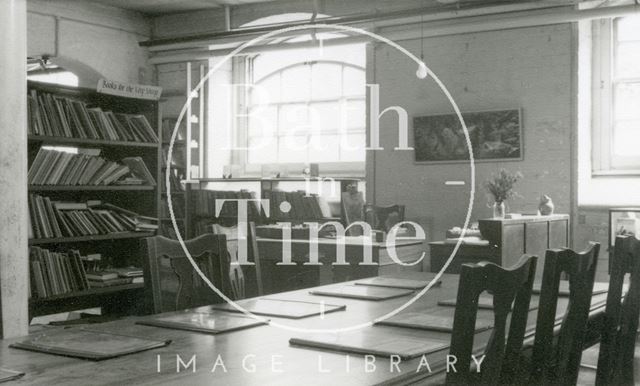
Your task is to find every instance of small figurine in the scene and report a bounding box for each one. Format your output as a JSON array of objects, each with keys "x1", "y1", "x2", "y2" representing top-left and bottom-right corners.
[{"x1": 539, "y1": 194, "x2": 554, "y2": 216}]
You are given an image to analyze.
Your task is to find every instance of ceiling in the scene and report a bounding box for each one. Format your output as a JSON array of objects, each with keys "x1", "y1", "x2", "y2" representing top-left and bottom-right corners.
[
  {"x1": 85, "y1": 0, "x2": 278, "y2": 15},
  {"x1": 85, "y1": 0, "x2": 564, "y2": 16}
]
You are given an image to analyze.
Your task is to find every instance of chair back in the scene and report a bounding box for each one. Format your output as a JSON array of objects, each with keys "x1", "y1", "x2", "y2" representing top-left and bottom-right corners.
[
  {"x1": 530, "y1": 243, "x2": 601, "y2": 385},
  {"x1": 211, "y1": 222, "x2": 263, "y2": 299},
  {"x1": 596, "y1": 235, "x2": 640, "y2": 385},
  {"x1": 446, "y1": 255, "x2": 537, "y2": 385},
  {"x1": 142, "y1": 233, "x2": 229, "y2": 314},
  {"x1": 364, "y1": 204, "x2": 405, "y2": 232}
]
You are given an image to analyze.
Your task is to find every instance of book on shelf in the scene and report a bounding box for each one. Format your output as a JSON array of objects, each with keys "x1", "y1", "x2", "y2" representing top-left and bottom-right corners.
[
  {"x1": 85, "y1": 271, "x2": 118, "y2": 281},
  {"x1": 121, "y1": 157, "x2": 156, "y2": 186},
  {"x1": 28, "y1": 194, "x2": 157, "y2": 239},
  {"x1": 161, "y1": 117, "x2": 186, "y2": 143},
  {"x1": 87, "y1": 278, "x2": 136, "y2": 288},
  {"x1": 109, "y1": 266, "x2": 143, "y2": 278},
  {"x1": 28, "y1": 147, "x2": 155, "y2": 186},
  {"x1": 29, "y1": 247, "x2": 89, "y2": 299},
  {"x1": 27, "y1": 89, "x2": 158, "y2": 143}
]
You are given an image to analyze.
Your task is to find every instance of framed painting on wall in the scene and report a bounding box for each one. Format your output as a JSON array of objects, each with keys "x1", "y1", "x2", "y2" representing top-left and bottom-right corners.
[{"x1": 413, "y1": 109, "x2": 523, "y2": 163}]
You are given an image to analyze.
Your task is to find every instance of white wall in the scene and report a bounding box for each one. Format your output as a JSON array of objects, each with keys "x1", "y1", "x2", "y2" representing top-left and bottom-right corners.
[
  {"x1": 27, "y1": 0, "x2": 153, "y2": 87},
  {"x1": 370, "y1": 25, "x2": 574, "y2": 267}
]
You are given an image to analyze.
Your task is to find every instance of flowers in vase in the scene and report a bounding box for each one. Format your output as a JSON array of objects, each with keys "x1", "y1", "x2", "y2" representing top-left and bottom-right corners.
[{"x1": 485, "y1": 169, "x2": 522, "y2": 204}]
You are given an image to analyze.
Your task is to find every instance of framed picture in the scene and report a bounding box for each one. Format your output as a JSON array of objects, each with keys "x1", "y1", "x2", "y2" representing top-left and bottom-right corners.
[{"x1": 413, "y1": 109, "x2": 523, "y2": 163}]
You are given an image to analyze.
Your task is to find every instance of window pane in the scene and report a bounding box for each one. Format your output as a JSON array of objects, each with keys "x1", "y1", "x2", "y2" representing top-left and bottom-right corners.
[
  {"x1": 247, "y1": 136, "x2": 277, "y2": 164},
  {"x1": 278, "y1": 136, "x2": 308, "y2": 163},
  {"x1": 343, "y1": 66, "x2": 366, "y2": 97},
  {"x1": 613, "y1": 120, "x2": 640, "y2": 156},
  {"x1": 281, "y1": 65, "x2": 310, "y2": 101},
  {"x1": 342, "y1": 99, "x2": 366, "y2": 130},
  {"x1": 311, "y1": 63, "x2": 341, "y2": 99},
  {"x1": 279, "y1": 104, "x2": 309, "y2": 134},
  {"x1": 340, "y1": 133, "x2": 366, "y2": 162},
  {"x1": 309, "y1": 134, "x2": 340, "y2": 162},
  {"x1": 247, "y1": 106, "x2": 277, "y2": 137},
  {"x1": 617, "y1": 16, "x2": 640, "y2": 42},
  {"x1": 309, "y1": 102, "x2": 341, "y2": 132},
  {"x1": 616, "y1": 42, "x2": 640, "y2": 79},
  {"x1": 615, "y1": 82, "x2": 640, "y2": 120},
  {"x1": 251, "y1": 74, "x2": 280, "y2": 105}
]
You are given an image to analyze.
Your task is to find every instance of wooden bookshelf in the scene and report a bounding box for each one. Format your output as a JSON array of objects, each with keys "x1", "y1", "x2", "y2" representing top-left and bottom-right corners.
[
  {"x1": 29, "y1": 232, "x2": 156, "y2": 245},
  {"x1": 29, "y1": 185, "x2": 155, "y2": 192},
  {"x1": 28, "y1": 135, "x2": 158, "y2": 148},
  {"x1": 26, "y1": 80, "x2": 161, "y2": 319},
  {"x1": 29, "y1": 283, "x2": 145, "y2": 318}
]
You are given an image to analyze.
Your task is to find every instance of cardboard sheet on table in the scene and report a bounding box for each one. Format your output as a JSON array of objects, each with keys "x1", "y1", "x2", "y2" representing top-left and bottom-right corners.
[
  {"x1": 0, "y1": 369, "x2": 24, "y2": 383},
  {"x1": 290, "y1": 329, "x2": 448, "y2": 360},
  {"x1": 376, "y1": 312, "x2": 493, "y2": 333},
  {"x1": 354, "y1": 276, "x2": 442, "y2": 290},
  {"x1": 438, "y1": 294, "x2": 539, "y2": 310},
  {"x1": 137, "y1": 311, "x2": 267, "y2": 334},
  {"x1": 208, "y1": 298, "x2": 346, "y2": 319},
  {"x1": 532, "y1": 281, "x2": 608, "y2": 296},
  {"x1": 9, "y1": 328, "x2": 170, "y2": 361},
  {"x1": 309, "y1": 285, "x2": 414, "y2": 300}
]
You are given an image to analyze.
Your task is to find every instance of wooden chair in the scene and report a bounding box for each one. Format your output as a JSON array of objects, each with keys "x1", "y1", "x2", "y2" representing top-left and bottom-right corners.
[
  {"x1": 446, "y1": 255, "x2": 537, "y2": 385},
  {"x1": 364, "y1": 204, "x2": 405, "y2": 232},
  {"x1": 141, "y1": 233, "x2": 230, "y2": 314},
  {"x1": 593, "y1": 235, "x2": 640, "y2": 385},
  {"x1": 210, "y1": 221, "x2": 263, "y2": 299},
  {"x1": 529, "y1": 243, "x2": 601, "y2": 385}
]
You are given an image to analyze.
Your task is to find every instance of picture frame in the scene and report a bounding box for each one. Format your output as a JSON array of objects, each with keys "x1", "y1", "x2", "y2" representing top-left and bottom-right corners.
[{"x1": 413, "y1": 108, "x2": 523, "y2": 164}]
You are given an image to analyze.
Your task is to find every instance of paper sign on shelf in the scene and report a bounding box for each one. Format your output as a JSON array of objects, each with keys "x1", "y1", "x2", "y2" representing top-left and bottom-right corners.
[{"x1": 96, "y1": 79, "x2": 162, "y2": 100}]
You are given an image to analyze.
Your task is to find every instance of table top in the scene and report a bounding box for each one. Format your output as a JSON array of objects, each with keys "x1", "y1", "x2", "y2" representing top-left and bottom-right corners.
[{"x1": 0, "y1": 272, "x2": 608, "y2": 386}]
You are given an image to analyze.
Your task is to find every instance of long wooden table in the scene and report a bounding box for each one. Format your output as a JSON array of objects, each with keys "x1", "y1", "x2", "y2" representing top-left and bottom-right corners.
[{"x1": 0, "y1": 272, "x2": 608, "y2": 385}]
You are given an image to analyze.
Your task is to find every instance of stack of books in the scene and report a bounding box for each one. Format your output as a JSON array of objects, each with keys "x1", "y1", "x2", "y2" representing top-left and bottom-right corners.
[
  {"x1": 27, "y1": 89, "x2": 158, "y2": 143},
  {"x1": 29, "y1": 247, "x2": 89, "y2": 298},
  {"x1": 28, "y1": 196, "x2": 157, "y2": 239},
  {"x1": 86, "y1": 267, "x2": 144, "y2": 288},
  {"x1": 28, "y1": 148, "x2": 155, "y2": 186}
]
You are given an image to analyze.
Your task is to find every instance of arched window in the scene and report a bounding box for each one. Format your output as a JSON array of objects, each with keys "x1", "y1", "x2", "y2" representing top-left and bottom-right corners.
[{"x1": 236, "y1": 14, "x2": 367, "y2": 169}]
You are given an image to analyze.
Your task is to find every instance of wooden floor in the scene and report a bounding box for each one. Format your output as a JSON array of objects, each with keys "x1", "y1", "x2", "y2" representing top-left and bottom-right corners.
[{"x1": 577, "y1": 337, "x2": 640, "y2": 385}]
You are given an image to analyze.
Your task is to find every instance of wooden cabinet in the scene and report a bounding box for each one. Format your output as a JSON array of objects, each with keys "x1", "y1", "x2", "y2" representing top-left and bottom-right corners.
[{"x1": 430, "y1": 214, "x2": 570, "y2": 278}]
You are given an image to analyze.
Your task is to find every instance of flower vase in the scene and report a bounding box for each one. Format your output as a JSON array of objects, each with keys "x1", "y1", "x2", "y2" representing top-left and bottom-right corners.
[{"x1": 493, "y1": 201, "x2": 506, "y2": 219}]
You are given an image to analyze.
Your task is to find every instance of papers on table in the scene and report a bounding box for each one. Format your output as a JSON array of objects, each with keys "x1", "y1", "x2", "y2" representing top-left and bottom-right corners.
[
  {"x1": 310, "y1": 285, "x2": 414, "y2": 300},
  {"x1": 438, "y1": 294, "x2": 539, "y2": 310},
  {"x1": 376, "y1": 312, "x2": 493, "y2": 333},
  {"x1": 9, "y1": 328, "x2": 170, "y2": 361},
  {"x1": 137, "y1": 311, "x2": 268, "y2": 334},
  {"x1": 355, "y1": 276, "x2": 441, "y2": 290},
  {"x1": 0, "y1": 369, "x2": 24, "y2": 383},
  {"x1": 532, "y1": 281, "x2": 608, "y2": 296},
  {"x1": 207, "y1": 298, "x2": 346, "y2": 319},
  {"x1": 290, "y1": 329, "x2": 448, "y2": 360}
]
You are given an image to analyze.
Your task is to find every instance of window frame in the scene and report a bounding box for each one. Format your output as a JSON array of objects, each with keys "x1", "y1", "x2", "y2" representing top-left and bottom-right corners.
[
  {"x1": 236, "y1": 55, "x2": 367, "y2": 175},
  {"x1": 592, "y1": 17, "x2": 640, "y2": 176}
]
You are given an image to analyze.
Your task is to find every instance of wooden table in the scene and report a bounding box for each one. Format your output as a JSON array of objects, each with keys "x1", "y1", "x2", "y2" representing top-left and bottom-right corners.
[
  {"x1": 257, "y1": 237, "x2": 424, "y2": 294},
  {"x1": 0, "y1": 271, "x2": 608, "y2": 386}
]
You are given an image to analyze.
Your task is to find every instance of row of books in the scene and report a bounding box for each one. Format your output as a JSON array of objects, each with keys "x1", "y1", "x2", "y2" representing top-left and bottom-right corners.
[
  {"x1": 27, "y1": 89, "x2": 158, "y2": 143},
  {"x1": 86, "y1": 267, "x2": 144, "y2": 288},
  {"x1": 29, "y1": 247, "x2": 89, "y2": 298},
  {"x1": 28, "y1": 195, "x2": 157, "y2": 239},
  {"x1": 28, "y1": 148, "x2": 156, "y2": 186},
  {"x1": 191, "y1": 190, "x2": 261, "y2": 219},
  {"x1": 264, "y1": 190, "x2": 332, "y2": 221}
]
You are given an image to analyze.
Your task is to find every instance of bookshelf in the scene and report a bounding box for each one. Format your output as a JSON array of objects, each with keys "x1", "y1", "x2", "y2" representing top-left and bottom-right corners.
[
  {"x1": 187, "y1": 176, "x2": 364, "y2": 237},
  {"x1": 26, "y1": 80, "x2": 161, "y2": 319}
]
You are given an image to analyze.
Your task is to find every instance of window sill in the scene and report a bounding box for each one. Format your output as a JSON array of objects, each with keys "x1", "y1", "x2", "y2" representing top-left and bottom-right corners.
[{"x1": 592, "y1": 170, "x2": 640, "y2": 178}]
